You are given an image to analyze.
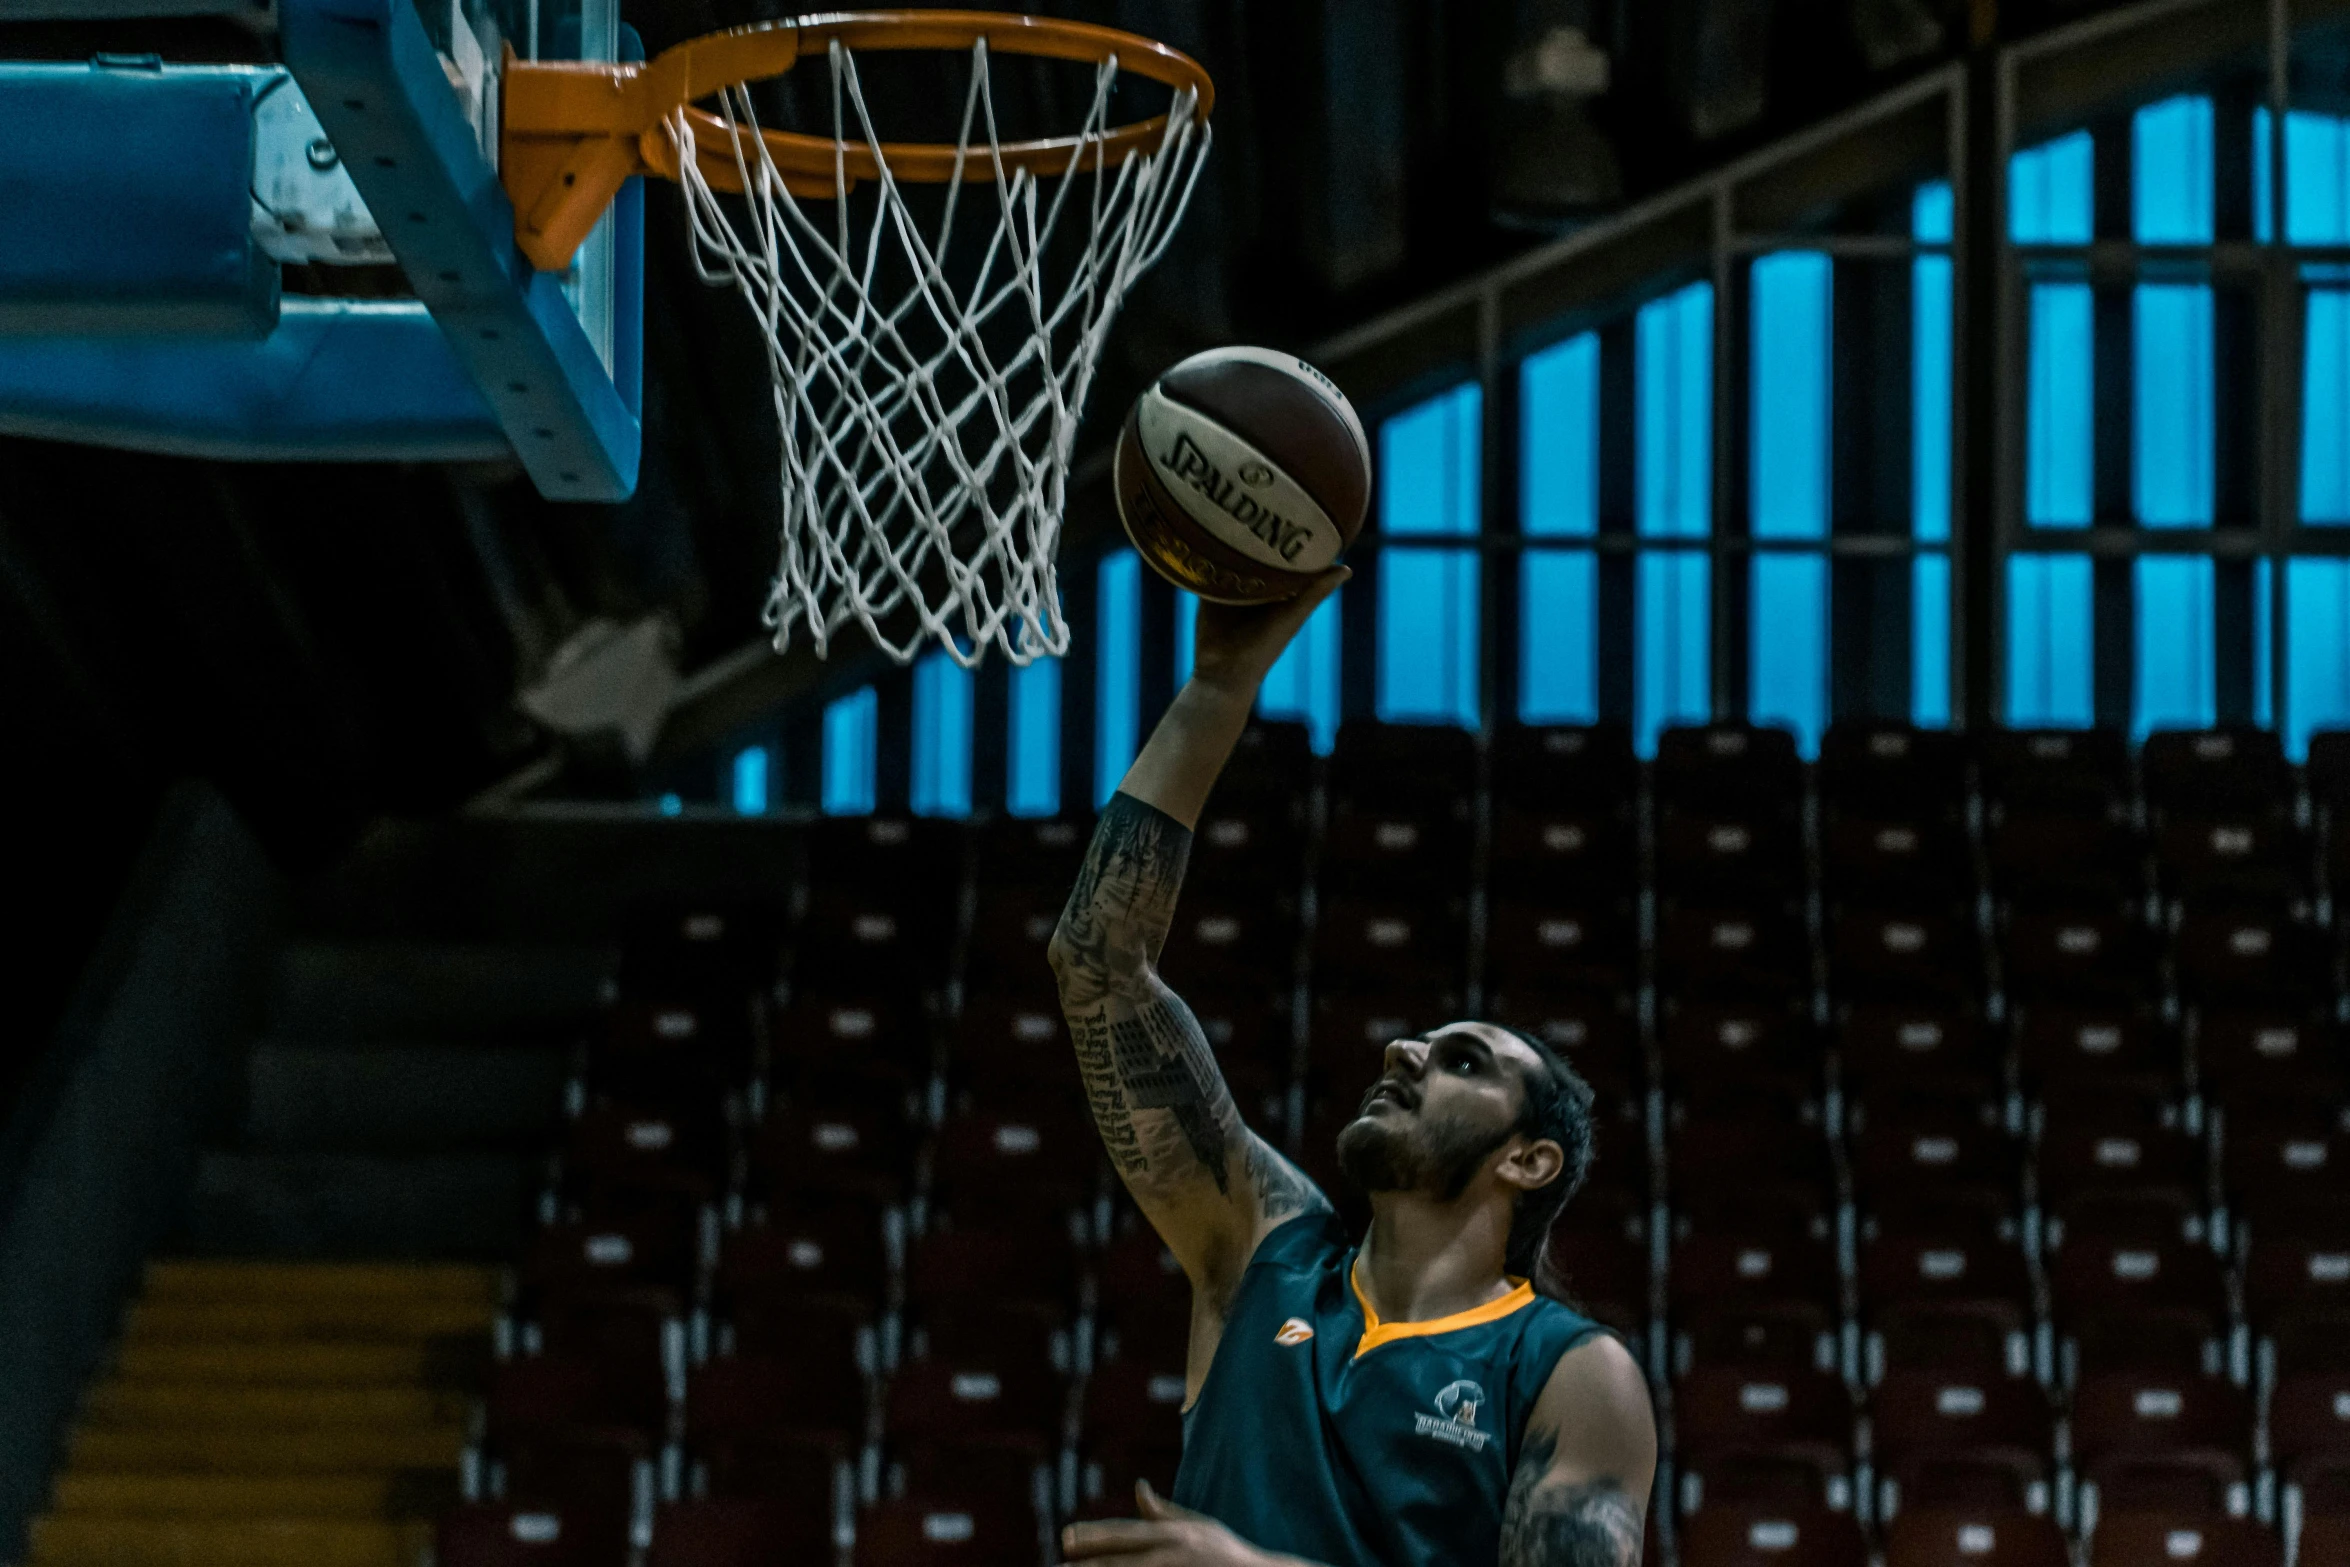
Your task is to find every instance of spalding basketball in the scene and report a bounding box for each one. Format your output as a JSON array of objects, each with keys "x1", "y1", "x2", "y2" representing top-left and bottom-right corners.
[{"x1": 1114, "y1": 346, "x2": 1372, "y2": 605}]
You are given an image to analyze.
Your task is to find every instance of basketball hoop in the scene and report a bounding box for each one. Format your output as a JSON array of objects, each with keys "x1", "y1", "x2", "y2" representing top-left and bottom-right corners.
[{"x1": 501, "y1": 12, "x2": 1215, "y2": 667}]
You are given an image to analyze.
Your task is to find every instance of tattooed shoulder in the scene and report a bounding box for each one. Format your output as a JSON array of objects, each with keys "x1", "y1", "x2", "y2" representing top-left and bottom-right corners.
[
  {"x1": 1243, "y1": 1133, "x2": 1331, "y2": 1225},
  {"x1": 1500, "y1": 1434, "x2": 1642, "y2": 1567}
]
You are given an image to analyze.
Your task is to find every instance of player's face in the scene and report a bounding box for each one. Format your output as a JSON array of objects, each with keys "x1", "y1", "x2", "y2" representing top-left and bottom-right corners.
[{"x1": 1334, "y1": 1022, "x2": 1539, "y2": 1198}]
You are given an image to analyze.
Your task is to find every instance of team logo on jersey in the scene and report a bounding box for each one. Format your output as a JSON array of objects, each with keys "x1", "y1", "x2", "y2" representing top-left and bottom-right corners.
[
  {"x1": 1274, "y1": 1318, "x2": 1315, "y2": 1346},
  {"x1": 1414, "y1": 1380, "x2": 1491, "y2": 1452}
]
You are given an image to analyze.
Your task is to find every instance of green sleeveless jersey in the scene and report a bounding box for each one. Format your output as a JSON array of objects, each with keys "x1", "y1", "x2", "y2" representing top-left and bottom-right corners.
[{"x1": 1172, "y1": 1210, "x2": 1606, "y2": 1565}]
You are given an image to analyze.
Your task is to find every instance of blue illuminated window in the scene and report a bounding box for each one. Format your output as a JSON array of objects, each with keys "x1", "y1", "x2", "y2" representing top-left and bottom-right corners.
[
  {"x1": 910, "y1": 648, "x2": 973, "y2": 818},
  {"x1": 1174, "y1": 590, "x2": 1198, "y2": 685},
  {"x1": 2131, "y1": 97, "x2": 2218, "y2": 737},
  {"x1": 1258, "y1": 594, "x2": 1341, "y2": 753},
  {"x1": 1914, "y1": 181, "x2": 1954, "y2": 726},
  {"x1": 1377, "y1": 383, "x2": 1482, "y2": 728},
  {"x1": 1520, "y1": 332, "x2": 1600, "y2": 723},
  {"x1": 1096, "y1": 550, "x2": 1142, "y2": 806},
  {"x1": 731, "y1": 745, "x2": 770, "y2": 815},
  {"x1": 1749, "y1": 251, "x2": 1831, "y2": 755},
  {"x1": 822, "y1": 686, "x2": 878, "y2": 815},
  {"x1": 1635, "y1": 282, "x2": 1713, "y2": 754},
  {"x1": 2010, "y1": 133, "x2": 2094, "y2": 726},
  {"x1": 1007, "y1": 657, "x2": 1061, "y2": 816},
  {"x1": 2287, "y1": 560, "x2": 2350, "y2": 756}
]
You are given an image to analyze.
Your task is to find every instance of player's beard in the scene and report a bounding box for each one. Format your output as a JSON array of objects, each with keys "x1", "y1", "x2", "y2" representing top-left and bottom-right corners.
[{"x1": 1336, "y1": 1104, "x2": 1514, "y2": 1201}]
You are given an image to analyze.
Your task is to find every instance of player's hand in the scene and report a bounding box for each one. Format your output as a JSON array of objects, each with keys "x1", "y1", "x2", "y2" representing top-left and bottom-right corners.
[
  {"x1": 1060, "y1": 1481, "x2": 1301, "y2": 1565},
  {"x1": 1188, "y1": 567, "x2": 1349, "y2": 698}
]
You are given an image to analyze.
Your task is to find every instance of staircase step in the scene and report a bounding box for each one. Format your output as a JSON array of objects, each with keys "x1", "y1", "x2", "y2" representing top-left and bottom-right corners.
[
  {"x1": 180, "y1": 1153, "x2": 529, "y2": 1260},
  {"x1": 270, "y1": 942, "x2": 607, "y2": 1041},
  {"x1": 243, "y1": 1043, "x2": 564, "y2": 1152},
  {"x1": 47, "y1": 1473, "x2": 447, "y2": 1520},
  {"x1": 123, "y1": 1297, "x2": 495, "y2": 1343},
  {"x1": 83, "y1": 1384, "x2": 469, "y2": 1428},
  {"x1": 28, "y1": 1515, "x2": 429, "y2": 1567},
  {"x1": 142, "y1": 1263, "x2": 500, "y2": 1304},
  {"x1": 69, "y1": 1427, "x2": 465, "y2": 1474},
  {"x1": 112, "y1": 1340, "x2": 477, "y2": 1387}
]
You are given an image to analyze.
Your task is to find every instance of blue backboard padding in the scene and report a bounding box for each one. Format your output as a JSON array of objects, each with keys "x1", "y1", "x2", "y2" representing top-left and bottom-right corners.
[
  {"x1": 0, "y1": 64, "x2": 277, "y2": 337},
  {"x1": 282, "y1": 0, "x2": 641, "y2": 500},
  {"x1": 0, "y1": 299, "x2": 507, "y2": 461}
]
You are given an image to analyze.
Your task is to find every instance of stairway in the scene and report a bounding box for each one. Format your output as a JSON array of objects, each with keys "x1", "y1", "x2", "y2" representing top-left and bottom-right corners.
[
  {"x1": 22, "y1": 935, "x2": 602, "y2": 1567},
  {"x1": 30, "y1": 1264, "x2": 492, "y2": 1567}
]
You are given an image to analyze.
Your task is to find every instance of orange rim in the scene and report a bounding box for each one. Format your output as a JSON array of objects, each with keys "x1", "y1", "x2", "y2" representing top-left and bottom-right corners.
[
  {"x1": 644, "y1": 11, "x2": 1212, "y2": 190},
  {"x1": 501, "y1": 10, "x2": 1212, "y2": 270}
]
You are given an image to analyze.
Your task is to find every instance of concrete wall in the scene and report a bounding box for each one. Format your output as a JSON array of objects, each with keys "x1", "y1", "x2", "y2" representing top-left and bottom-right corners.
[{"x1": 0, "y1": 783, "x2": 281, "y2": 1558}]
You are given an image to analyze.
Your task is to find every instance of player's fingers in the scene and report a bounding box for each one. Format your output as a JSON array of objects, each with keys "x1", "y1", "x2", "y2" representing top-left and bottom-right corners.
[
  {"x1": 1059, "y1": 1519, "x2": 1170, "y2": 1557},
  {"x1": 1133, "y1": 1479, "x2": 1208, "y2": 1522}
]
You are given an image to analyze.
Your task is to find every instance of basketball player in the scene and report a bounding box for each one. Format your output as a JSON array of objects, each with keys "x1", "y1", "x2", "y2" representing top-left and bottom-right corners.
[{"x1": 1049, "y1": 568, "x2": 1656, "y2": 1566}]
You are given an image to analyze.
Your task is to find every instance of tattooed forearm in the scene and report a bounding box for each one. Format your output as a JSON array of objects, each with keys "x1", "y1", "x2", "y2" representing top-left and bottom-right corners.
[
  {"x1": 1051, "y1": 794, "x2": 1247, "y2": 1202},
  {"x1": 1501, "y1": 1435, "x2": 1642, "y2": 1567}
]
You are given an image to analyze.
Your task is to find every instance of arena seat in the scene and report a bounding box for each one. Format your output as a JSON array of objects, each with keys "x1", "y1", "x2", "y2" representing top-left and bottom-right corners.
[
  {"x1": 1820, "y1": 813, "x2": 1973, "y2": 907},
  {"x1": 2068, "y1": 1371, "x2": 2254, "y2": 1518},
  {"x1": 1984, "y1": 813, "x2": 2143, "y2": 907},
  {"x1": 1319, "y1": 800, "x2": 1472, "y2": 893},
  {"x1": 438, "y1": 1501, "x2": 626, "y2": 1567},
  {"x1": 963, "y1": 884, "x2": 1068, "y2": 984},
  {"x1": 1488, "y1": 802, "x2": 1638, "y2": 897},
  {"x1": 749, "y1": 1105, "x2": 912, "y2": 1205},
  {"x1": 852, "y1": 1491, "x2": 1040, "y2": 1566},
  {"x1": 1653, "y1": 724, "x2": 1804, "y2": 815},
  {"x1": 1866, "y1": 1371, "x2": 2053, "y2": 1516},
  {"x1": 1816, "y1": 723, "x2": 1972, "y2": 816},
  {"x1": 1881, "y1": 1509, "x2": 2070, "y2": 1567},
  {"x1": 1676, "y1": 1503, "x2": 1867, "y2": 1567},
  {"x1": 2011, "y1": 1006, "x2": 2178, "y2": 1101},
  {"x1": 1326, "y1": 721, "x2": 1476, "y2": 810},
  {"x1": 1657, "y1": 997, "x2": 1818, "y2": 1098},
  {"x1": 772, "y1": 989, "x2": 935, "y2": 1101},
  {"x1": 2154, "y1": 814, "x2": 2311, "y2": 903},
  {"x1": 1837, "y1": 1006, "x2": 1998, "y2": 1100},
  {"x1": 1312, "y1": 895, "x2": 1469, "y2": 991},
  {"x1": 618, "y1": 901, "x2": 790, "y2": 995},
  {"x1": 1489, "y1": 723, "x2": 1638, "y2": 809},
  {"x1": 1980, "y1": 730, "x2": 2130, "y2": 816},
  {"x1": 645, "y1": 1497, "x2": 809, "y2": 1567},
  {"x1": 1672, "y1": 1366, "x2": 1854, "y2": 1512},
  {"x1": 2140, "y1": 728, "x2": 2293, "y2": 817},
  {"x1": 1655, "y1": 810, "x2": 1806, "y2": 897},
  {"x1": 806, "y1": 817, "x2": 965, "y2": 898},
  {"x1": 1828, "y1": 907, "x2": 1980, "y2": 1004},
  {"x1": 1654, "y1": 904, "x2": 1812, "y2": 999},
  {"x1": 975, "y1": 815, "x2": 1092, "y2": 892},
  {"x1": 686, "y1": 1353, "x2": 866, "y2": 1461},
  {"x1": 1484, "y1": 896, "x2": 1638, "y2": 995},
  {"x1": 713, "y1": 1207, "x2": 887, "y2": 1317},
  {"x1": 2192, "y1": 1009, "x2": 2343, "y2": 1112},
  {"x1": 2086, "y1": 1514, "x2": 2280, "y2": 1567},
  {"x1": 1186, "y1": 802, "x2": 1309, "y2": 894}
]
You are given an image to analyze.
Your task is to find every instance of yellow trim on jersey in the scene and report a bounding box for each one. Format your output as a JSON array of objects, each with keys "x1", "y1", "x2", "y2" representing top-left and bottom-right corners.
[{"x1": 1349, "y1": 1260, "x2": 1537, "y2": 1359}]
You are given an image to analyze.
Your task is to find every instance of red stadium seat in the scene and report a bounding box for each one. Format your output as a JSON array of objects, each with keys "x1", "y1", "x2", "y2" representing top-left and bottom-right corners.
[
  {"x1": 748, "y1": 1105, "x2": 911, "y2": 1205},
  {"x1": 558, "y1": 1103, "x2": 724, "y2": 1214},
  {"x1": 1490, "y1": 723, "x2": 1638, "y2": 810},
  {"x1": 1817, "y1": 722, "x2": 1971, "y2": 813},
  {"x1": 962, "y1": 885, "x2": 1066, "y2": 990},
  {"x1": 487, "y1": 1355, "x2": 661, "y2": 1441},
  {"x1": 1859, "y1": 1230, "x2": 2033, "y2": 1318},
  {"x1": 1312, "y1": 894, "x2": 1468, "y2": 991},
  {"x1": 1654, "y1": 725, "x2": 1803, "y2": 815},
  {"x1": 1160, "y1": 894, "x2": 1297, "y2": 989},
  {"x1": 686, "y1": 1353, "x2": 866, "y2": 1450},
  {"x1": 2174, "y1": 904, "x2": 2328, "y2": 1005},
  {"x1": 1667, "y1": 1110, "x2": 1833, "y2": 1208},
  {"x1": 1655, "y1": 903, "x2": 1811, "y2": 1000},
  {"x1": 1484, "y1": 896, "x2": 1637, "y2": 994},
  {"x1": 2012, "y1": 1006, "x2": 2177, "y2": 1099},
  {"x1": 773, "y1": 990, "x2": 933, "y2": 1096},
  {"x1": 1820, "y1": 814, "x2": 1973, "y2": 907},
  {"x1": 524, "y1": 1216, "x2": 696, "y2": 1298},
  {"x1": 1656, "y1": 811, "x2": 1806, "y2": 897},
  {"x1": 1185, "y1": 803, "x2": 1308, "y2": 894},
  {"x1": 2245, "y1": 1234, "x2": 2350, "y2": 1332},
  {"x1": 1676, "y1": 1505, "x2": 1866, "y2": 1567},
  {"x1": 885, "y1": 1353, "x2": 1062, "y2": 1449},
  {"x1": 1482, "y1": 988, "x2": 1640, "y2": 1085},
  {"x1": 1327, "y1": 721, "x2": 1476, "y2": 810},
  {"x1": 618, "y1": 901, "x2": 789, "y2": 996},
  {"x1": 2154, "y1": 815, "x2": 2310, "y2": 902},
  {"x1": 1865, "y1": 1301, "x2": 2032, "y2": 1380},
  {"x1": 949, "y1": 994, "x2": 1074, "y2": 1094},
  {"x1": 2141, "y1": 728, "x2": 2292, "y2": 817},
  {"x1": 2036, "y1": 1118, "x2": 2205, "y2": 1237},
  {"x1": 438, "y1": 1503, "x2": 626, "y2": 1567},
  {"x1": 1320, "y1": 801, "x2": 1471, "y2": 893},
  {"x1": 2192, "y1": 1009, "x2": 2343, "y2": 1112},
  {"x1": 1980, "y1": 730, "x2": 2128, "y2": 814},
  {"x1": 687, "y1": 1429, "x2": 848, "y2": 1525},
  {"x1": 801, "y1": 887, "x2": 955, "y2": 986},
  {"x1": 2308, "y1": 730, "x2": 2350, "y2": 813},
  {"x1": 974, "y1": 815, "x2": 1091, "y2": 893},
  {"x1": 1673, "y1": 1367, "x2": 1854, "y2": 1512},
  {"x1": 2270, "y1": 1372, "x2": 2350, "y2": 1482},
  {"x1": 1984, "y1": 812, "x2": 2143, "y2": 908},
  {"x1": 645, "y1": 1497, "x2": 816, "y2": 1567},
  {"x1": 1837, "y1": 1006, "x2": 1998, "y2": 1099},
  {"x1": 852, "y1": 1492, "x2": 1039, "y2": 1567},
  {"x1": 1867, "y1": 1371, "x2": 2052, "y2": 1516},
  {"x1": 1488, "y1": 803, "x2": 1638, "y2": 898},
  {"x1": 1882, "y1": 1509, "x2": 2069, "y2": 1567},
  {"x1": 1849, "y1": 1095, "x2": 2021, "y2": 1202},
  {"x1": 590, "y1": 998, "x2": 757, "y2": 1108},
  {"x1": 2222, "y1": 1114, "x2": 2350, "y2": 1235},
  {"x1": 2000, "y1": 907, "x2": 2156, "y2": 1006},
  {"x1": 929, "y1": 1106, "x2": 1100, "y2": 1215},
  {"x1": 1542, "y1": 1215, "x2": 1652, "y2": 1339},
  {"x1": 2087, "y1": 1514, "x2": 2279, "y2": 1567},
  {"x1": 2050, "y1": 1235, "x2": 2227, "y2": 1327},
  {"x1": 494, "y1": 1426, "x2": 653, "y2": 1548},
  {"x1": 1828, "y1": 908, "x2": 1979, "y2": 1004},
  {"x1": 806, "y1": 817, "x2": 964, "y2": 896},
  {"x1": 1659, "y1": 997, "x2": 1818, "y2": 1095},
  {"x1": 905, "y1": 1224, "x2": 1079, "y2": 1317},
  {"x1": 1078, "y1": 1357, "x2": 1187, "y2": 1507},
  {"x1": 1675, "y1": 1302, "x2": 1838, "y2": 1377},
  {"x1": 2069, "y1": 1372, "x2": 2253, "y2": 1517}
]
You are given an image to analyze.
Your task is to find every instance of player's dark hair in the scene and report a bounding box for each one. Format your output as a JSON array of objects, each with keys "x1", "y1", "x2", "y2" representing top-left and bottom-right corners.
[{"x1": 1491, "y1": 1024, "x2": 1597, "y2": 1300}]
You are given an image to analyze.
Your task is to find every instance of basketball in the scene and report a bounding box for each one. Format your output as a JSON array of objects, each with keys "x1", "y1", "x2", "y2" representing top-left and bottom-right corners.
[{"x1": 1114, "y1": 347, "x2": 1373, "y2": 605}]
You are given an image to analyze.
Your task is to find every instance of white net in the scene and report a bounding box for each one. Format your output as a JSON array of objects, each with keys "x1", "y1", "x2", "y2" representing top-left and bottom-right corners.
[{"x1": 665, "y1": 35, "x2": 1211, "y2": 668}]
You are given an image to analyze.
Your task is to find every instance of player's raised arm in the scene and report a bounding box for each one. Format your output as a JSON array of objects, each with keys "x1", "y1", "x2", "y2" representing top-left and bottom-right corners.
[
  {"x1": 1499, "y1": 1335, "x2": 1657, "y2": 1567},
  {"x1": 1048, "y1": 569, "x2": 1347, "y2": 1295}
]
